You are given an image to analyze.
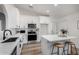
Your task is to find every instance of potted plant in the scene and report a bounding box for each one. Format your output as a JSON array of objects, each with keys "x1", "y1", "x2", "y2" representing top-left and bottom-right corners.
[{"x1": 59, "y1": 29, "x2": 68, "y2": 37}]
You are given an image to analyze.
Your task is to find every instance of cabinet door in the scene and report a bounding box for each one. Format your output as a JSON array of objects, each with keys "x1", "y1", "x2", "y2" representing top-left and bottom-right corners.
[
  {"x1": 17, "y1": 43, "x2": 20, "y2": 55},
  {"x1": 40, "y1": 16, "x2": 50, "y2": 23},
  {"x1": 23, "y1": 34, "x2": 28, "y2": 44},
  {"x1": 17, "y1": 39, "x2": 21, "y2": 55},
  {"x1": 33, "y1": 17, "x2": 39, "y2": 23}
]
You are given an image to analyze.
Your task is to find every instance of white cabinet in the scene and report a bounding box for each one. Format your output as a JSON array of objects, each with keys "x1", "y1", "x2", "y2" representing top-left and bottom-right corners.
[
  {"x1": 16, "y1": 35, "x2": 25, "y2": 55},
  {"x1": 16, "y1": 38, "x2": 22, "y2": 55},
  {"x1": 23, "y1": 34, "x2": 27, "y2": 44},
  {"x1": 19, "y1": 16, "x2": 40, "y2": 28},
  {"x1": 39, "y1": 16, "x2": 51, "y2": 24},
  {"x1": 33, "y1": 17, "x2": 40, "y2": 28},
  {"x1": 32, "y1": 17, "x2": 39, "y2": 23},
  {"x1": 17, "y1": 40, "x2": 21, "y2": 55}
]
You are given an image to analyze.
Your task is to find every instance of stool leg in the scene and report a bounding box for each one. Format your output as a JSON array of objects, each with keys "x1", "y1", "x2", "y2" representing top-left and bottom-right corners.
[
  {"x1": 57, "y1": 48, "x2": 59, "y2": 55},
  {"x1": 74, "y1": 45, "x2": 78, "y2": 55},
  {"x1": 51, "y1": 46, "x2": 54, "y2": 55},
  {"x1": 62, "y1": 48, "x2": 65, "y2": 55},
  {"x1": 71, "y1": 45, "x2": 72, "y2": 55},
  {"x1": 62, "y1": 44, "x2": 66, "y2": 55},
  {"x1": 67, "y1": 43, "x2": 69, "y2": 55},
  {"x1": 63, "y1": 43, "x2": 67, "y2": 55}
]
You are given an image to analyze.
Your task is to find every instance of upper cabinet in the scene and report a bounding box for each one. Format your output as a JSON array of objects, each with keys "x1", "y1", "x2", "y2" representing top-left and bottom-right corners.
[
  {"x1": 32, "y1": 16, "x2": 40, "y2": 24},
  {"x1": 19, "y1": 15, "x2": 40, "y2": 28},
  {"x1": 19, "y1": 15, "x2": 52, "y2": 28},
  {"x1": 21, "y1": 16, "x2": 40, "y2": 24},
  {"x1": 39, "y1": 16, "x2": 51, "y2": 24}
]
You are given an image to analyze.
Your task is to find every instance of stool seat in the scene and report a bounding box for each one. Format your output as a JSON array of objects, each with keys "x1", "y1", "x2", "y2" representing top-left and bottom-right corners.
[
  {"x1": 53, "y1": 42, "x2": 64, "y2": 48},
  {"x1": 53, "y1": 42, "x2": 63, "y2": 45},
  {"x1": 65, "y1": 41, "x2": 74, "y2": 44},
  {"x1": 65, "y1": 41, "x2": 75, "y2": 45},
  {"x1": 54, "y1": 44, "x2": 64, "y2": 48},
  {"x1": 52, "y1": 42, "x2": 66, "y2": 55},
  {"x1": 69, "y1": 42, "x2": 75, "y2": 45}
]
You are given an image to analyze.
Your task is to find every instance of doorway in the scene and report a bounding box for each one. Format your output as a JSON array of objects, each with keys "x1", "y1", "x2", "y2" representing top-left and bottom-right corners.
[
  {"x1": 0, "y1": 12, "x2": 6, "y2": 31},
  {"x1": 40, "y1": 24, "x2": 48, "y2": 35}
]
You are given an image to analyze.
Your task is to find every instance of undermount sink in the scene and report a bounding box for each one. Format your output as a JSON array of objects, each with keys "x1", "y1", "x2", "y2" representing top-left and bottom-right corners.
[{"x1": 2, "y1": 37, "x2": 18, "y2": 43}]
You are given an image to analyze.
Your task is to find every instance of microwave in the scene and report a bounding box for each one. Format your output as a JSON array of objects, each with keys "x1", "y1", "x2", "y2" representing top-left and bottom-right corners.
[{"x1": 28, "y1": 24, "x2": 36, "y2": 29}]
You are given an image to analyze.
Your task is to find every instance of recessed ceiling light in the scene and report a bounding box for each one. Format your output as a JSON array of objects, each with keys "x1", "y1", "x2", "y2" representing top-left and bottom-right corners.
[
  {"x1": 29, "y1": 4, "x2": 33, "y2": 8},
  {"x1": 54, "y1": 4, "x2": 58, "y2": 6},
  {"x1": 30, "y1": 4, "x2": 33, "y2": 6}
]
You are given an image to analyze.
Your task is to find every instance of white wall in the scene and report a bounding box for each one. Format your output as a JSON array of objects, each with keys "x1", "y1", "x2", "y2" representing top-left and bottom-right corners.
[
  {"x1": 57, "y1": 13, "x2": 79, "y2": 48},
  {"x1": 51, "y1": 18, "x2": 57, "y2": 34},
  {"x1": 4, "y1": 5, "x2": 20, "y2": 29}
]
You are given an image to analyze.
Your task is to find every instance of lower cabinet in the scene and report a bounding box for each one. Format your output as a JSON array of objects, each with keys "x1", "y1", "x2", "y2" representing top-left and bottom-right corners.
[
  {"x1": 17, "y1": 37, "x2": 24, "y2": 55},
  {"x1": 11, "y1": 43, "x2": 22, "y2": 55},
  {"x1": 17, "y1": 41, "x2": 21, "y2": 55},
  {"x1": 11, "y1": 35, "x2": 24, "y2": 55}
]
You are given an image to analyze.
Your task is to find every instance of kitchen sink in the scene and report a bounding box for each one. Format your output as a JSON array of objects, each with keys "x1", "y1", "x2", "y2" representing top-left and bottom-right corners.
[{"x1": 2, "y1": 37, "x2": 18, "y2": 43}]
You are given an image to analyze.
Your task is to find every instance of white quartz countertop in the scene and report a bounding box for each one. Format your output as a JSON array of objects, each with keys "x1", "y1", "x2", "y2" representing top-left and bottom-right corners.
[
  {"x1": 0, "y1": 42, "x2": 17, "y2": 55},
  {"x1": 0, "y1": 33, "x2": 25, "y2": 55},
  {"x1": 42, "y1": 35, "x2": 78, "y2": 42}
]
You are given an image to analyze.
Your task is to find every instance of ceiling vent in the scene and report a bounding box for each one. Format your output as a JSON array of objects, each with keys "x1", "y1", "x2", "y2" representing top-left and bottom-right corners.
[{"x1": 29, "y1": 4, "x2": 33, "y2": 8}]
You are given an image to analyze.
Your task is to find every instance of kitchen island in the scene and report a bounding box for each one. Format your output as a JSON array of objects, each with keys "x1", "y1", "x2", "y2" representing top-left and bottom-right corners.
[
  {"x1": 41, "y1": 35, "x2": 77, "y2": 55},
  {"x1": 0, "y1": 33, "x2": 25, "y2": 55}
]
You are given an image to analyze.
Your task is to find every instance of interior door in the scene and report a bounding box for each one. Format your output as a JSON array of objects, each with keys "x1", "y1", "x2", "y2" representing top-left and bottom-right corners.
[{"x1": 40, "y1": 24, "x2": 48, "y2": 35}]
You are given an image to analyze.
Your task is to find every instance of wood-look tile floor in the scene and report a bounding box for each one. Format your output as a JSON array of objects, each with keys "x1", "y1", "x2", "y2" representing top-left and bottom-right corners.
[
  {"x1": 21, "y1": 41, "x2": 79, "y2": 55},
  {"x1": 21, "y1": 41, "x2": 42, "y2": 55},
  {"x1": 69, "y1": 47, "x2": 79, "y2": 55}
]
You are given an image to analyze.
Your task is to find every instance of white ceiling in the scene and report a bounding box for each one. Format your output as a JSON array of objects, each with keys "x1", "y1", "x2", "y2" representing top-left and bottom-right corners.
[{"x1": 13, "y1": 4, "x2": 79, "y2": 19}]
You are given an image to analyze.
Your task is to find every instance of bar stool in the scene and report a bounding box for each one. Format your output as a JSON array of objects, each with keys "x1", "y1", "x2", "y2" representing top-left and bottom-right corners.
[
  {"x1": 65, "y1": 41, "x2": 78, "y2": 55},
  {"x1": 51, "y1": 42, "x2": 66, "y2": 55}
]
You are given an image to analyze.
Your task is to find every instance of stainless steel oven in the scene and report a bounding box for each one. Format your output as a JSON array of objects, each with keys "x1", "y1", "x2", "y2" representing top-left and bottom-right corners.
[{"x1": 28, "y1": 24, "x2": 37, "y2": 41}]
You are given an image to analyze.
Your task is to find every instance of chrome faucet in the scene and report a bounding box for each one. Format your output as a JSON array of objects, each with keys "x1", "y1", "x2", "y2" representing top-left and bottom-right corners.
[{"x1": 3, "y1": 29, "x2": 12, "y2": 40}]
